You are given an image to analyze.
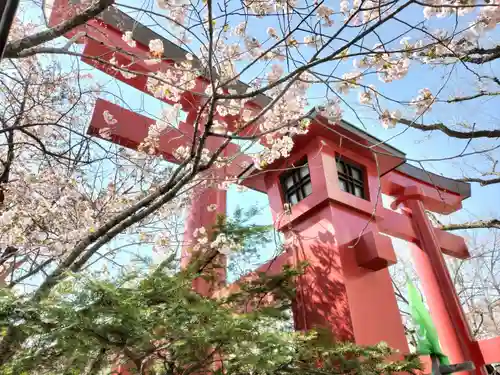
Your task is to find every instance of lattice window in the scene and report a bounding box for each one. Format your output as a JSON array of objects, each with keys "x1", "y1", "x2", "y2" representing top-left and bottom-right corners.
[
  {"x1": 336, "y1": 156, "x2": 367, "y2": 199},
  {"x1": 280, "y1": 160, "x2": 312, "y2": 205}
]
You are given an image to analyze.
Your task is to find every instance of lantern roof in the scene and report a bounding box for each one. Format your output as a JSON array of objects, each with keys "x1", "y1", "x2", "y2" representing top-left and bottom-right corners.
[{"x1": 238, "y1": 108, "x2": 471, "y2": 200}]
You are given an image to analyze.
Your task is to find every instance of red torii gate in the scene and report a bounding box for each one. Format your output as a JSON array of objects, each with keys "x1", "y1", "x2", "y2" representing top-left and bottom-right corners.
[
  {"x1": 46, "y1": 0, "x2": 263, "y2": 294},
  {"x1": 46, "y1": 2, "x2": 500, "y2": 374}
]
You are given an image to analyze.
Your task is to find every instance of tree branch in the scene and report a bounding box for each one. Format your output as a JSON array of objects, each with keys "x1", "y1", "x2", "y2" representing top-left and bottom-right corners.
[
  {"x1": 2, "y1": 0, "x2": 114, "y2": 59},
  {"x1": 458, "y1": 176, "x2": 500, "y2": 186},
  {"x1": 460, "y1": 45, "x2": 500, "y2": 64},
  {"x1": 439, "y1": 219, "x2": 500, "y2": 231},
  {"x1": 446, "y1": 91, "x2": 500, "y2": 103},
  {"x1": 398, "y1": 117, "x2": 500, "y2": 139}
]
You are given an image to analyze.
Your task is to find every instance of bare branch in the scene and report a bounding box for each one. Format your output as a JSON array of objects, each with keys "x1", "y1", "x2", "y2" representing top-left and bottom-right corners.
[
  {"x1": 398, "y1": 117, "x2": 500, "y2": 139},
  {"x1": 459, "y1": 176, "x2": 500, "y2": 186},
  {"x1": 440, "y1": 219, "x2": 500, "y2": 231},
  {"x1": 446, "y1": 91, "x2": 500, "y2": 103}
]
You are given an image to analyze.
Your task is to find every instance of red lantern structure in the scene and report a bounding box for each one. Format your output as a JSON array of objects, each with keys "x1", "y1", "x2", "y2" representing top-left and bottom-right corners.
[{"x1": 45, "y1": 2, "x2": 500, "y2": 374}]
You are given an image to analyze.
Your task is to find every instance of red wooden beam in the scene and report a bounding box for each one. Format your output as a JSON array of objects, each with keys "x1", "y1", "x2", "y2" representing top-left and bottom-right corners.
[
  {"x1": 382, "y1": 171, "x2": 463, "y2": 214},
  {"x1": 81, "y1": 20, "x2": 207, "y2": 110},
  {"x1": 476, "y1": 337, "x2": 500, "y2": 365},
  {"x1": 88, "y1": 98, "x2": 253, "y2": 176},
  {"x1": 378, "y1": 208, "x2": 470, "y2": 259},
  {"x1": 79, "y1": 20, "x2": 263, "y2": 134},
  {"x1": 88, "y1": 98, "x2": 189, "y2": 164}
]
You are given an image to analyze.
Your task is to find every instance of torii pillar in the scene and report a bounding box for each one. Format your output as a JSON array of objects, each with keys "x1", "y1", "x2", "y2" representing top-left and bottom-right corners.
[{"x1": 87, "y1": 99, "x2": 252, "y2": 297}]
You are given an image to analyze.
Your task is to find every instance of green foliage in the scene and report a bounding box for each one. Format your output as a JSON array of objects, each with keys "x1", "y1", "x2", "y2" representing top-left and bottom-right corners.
[
  {"x1": 215, "y1": 205, "x2": 274, "y2": 252},
  {"x1": 0, "y1": 207, "x2": 421, "y2": 375},
  {"x1": 0, "y1": 267, "x2": 421, "y2": 375}
]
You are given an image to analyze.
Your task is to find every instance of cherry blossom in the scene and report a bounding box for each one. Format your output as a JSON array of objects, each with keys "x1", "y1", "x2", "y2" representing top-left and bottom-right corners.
[
  {"x1": 149, "y1": 39, "x2": 164, "y2": 58},
  {"x1": 337, "y1": 72, "x2": 362, "y2": 94},
  {"x1": 268, "y1": 64, "x2": 284, "y2": 83},
  {"x1": 109, "y1": 55, "x2": 138, "y2": 79},
  {"x1": 99, "y1": 127, "x2": 113, "y2": 139},
  {"x1": 121, "y1": 31, "x2": 136, "y2": 48},
  {"x1": 410, "y1": 88, "x2": 435, "y2": 115},
  {"x1": 211, "y1": 120, "x2": 229, "y2": 135},
  {"x1": 359, "y1": 91, "x2": 372, "y2": 105},
  {"x1": 207, "y1": 204, "x2": 218, "y2": 212},
  {"x1": 267, "y1": 27, "x2": 279, "y2": 39},
  {"x1": 103, "y1": 110, "x2": 118, "y2": 126},
  {"x1": 379, "y1": 109, "x2": 401, "y2": 129},
  {"x1": 210, "y1": 233, "x2": 242, "y2": 255},
  {"x1": 234, "y1": 22, "x2": 247, "y2": 37},
  {"x1": 320, "y1": 98, "x2": 343, "y2": 124},
  {"x1": 138, "y1": 104, "x2": 184, "y2": 155},
  {"x1": 363, "y1": 0, "x2": 380, "y2": 23},
  {"x1": 317, "y1": 5, "x2": 335, "y2": 26},
  {"x1": 340, "y1": 0, "x2": 350, "y2": 13}
]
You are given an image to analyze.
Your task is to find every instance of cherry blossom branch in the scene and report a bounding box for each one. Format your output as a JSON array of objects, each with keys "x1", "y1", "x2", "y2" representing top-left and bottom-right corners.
[
  {"x1": 220, "y1": 0, "x2": 416, "y2": 101},
  {"x1": 3, "y1": 0, "x2": 115, "y2": 58},
  {"x1": 441, "y1": 45, "x2": 500, "y2": 64},
  {"x1": 33, "y1": 144, "x2": 207, "y2": 298}
]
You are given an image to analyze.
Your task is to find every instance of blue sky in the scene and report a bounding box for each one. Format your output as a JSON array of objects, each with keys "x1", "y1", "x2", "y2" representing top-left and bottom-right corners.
[{"x1": 25, "y1": 0, "x2": 499, "y2": 283}]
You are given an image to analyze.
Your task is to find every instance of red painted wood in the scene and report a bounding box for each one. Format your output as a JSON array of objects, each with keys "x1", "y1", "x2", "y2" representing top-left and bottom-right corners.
[
  {"x1": 402, "y1": 188, "x2": 483, "y2": 375},
  {"x1": 353, "y1": 231, "x2": 397, "y2": 271},
  {"x1": 383, "y1": 171, "x2": 463, "y2": 214},
  {"x1": 476, "y1": 337, "x2": 500, "y2": 365},
  {"x1": 259, "y1": 136, "x2": 410, "y2": 353},
  {"x1": 88, "y1": 98, "x2": 188, "y2": 162},
  {"x1": 46, "y1": 0, "x2": 87, "y2": 40}
]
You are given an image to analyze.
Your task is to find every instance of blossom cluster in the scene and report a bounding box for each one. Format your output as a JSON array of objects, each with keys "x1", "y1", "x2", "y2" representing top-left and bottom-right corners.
[
  {"x1": 0, "y1": 168, "x2": 130, "y2": 256},
  {"x1": 353, "y1": 46, "x2": 411, "y2": 84},
  {"x1": 191, "y1": 226, "x2": 241, "y2": 255},
  {"x1": 145, "y1": 56, "x2": 197, "y2": 103},
  {"x1": 149, "y1": 39, "x2": 164, "y2": 58},
  {"x1": 173, "y1": 145, "x2": 227, "y2": 169},
  {"x1": 320, "y1": 98, "x2": 343, "y2": 124},
  {"x1": 410, "y1": 88, "x2": 435, "y2": 115},
  {"x1": 99, "y1": 110, "x2": 118, "y2": 140},
  {"x1": 116, "y1": 0, "x2": 500, "y2": 169},
  {"x1": 422, "y1": 0, "x2": 476, "y2": 19},
  {"x1": 109, "y1": 55, "x2": 137, "y2": 80},
  {"x1": 138, "y1": 104, "x2": 184, "y2": 155},
  {"x1": 358, "y1": 85, "x2": 377, "y2": 105},
  {"x1": 379, "y1": 109, "x2": 402, "y2": 129},
  {"x1": 337, "y1": 71, "x2": 363, "y2": 94},
  {"x1": 121, "y1": 31, "x2": 136, "y2": 48}
]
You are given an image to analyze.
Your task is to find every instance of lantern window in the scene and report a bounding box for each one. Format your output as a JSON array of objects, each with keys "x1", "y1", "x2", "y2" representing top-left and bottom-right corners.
[
  {"x1": 280, "y1": 160, "x2": 312, "y2": 205},
  {"x1": 336, "y1": 157, "x2": 366, "y2": 199}
]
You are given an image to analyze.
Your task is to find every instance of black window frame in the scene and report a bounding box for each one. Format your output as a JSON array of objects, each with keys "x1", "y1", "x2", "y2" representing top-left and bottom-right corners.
[
  {"x1": 280, "y1": 159, "x2": 312, "y2": 205},
  {"x1": 336, "y1": 156, "x2": 367, "y2": 200}
]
